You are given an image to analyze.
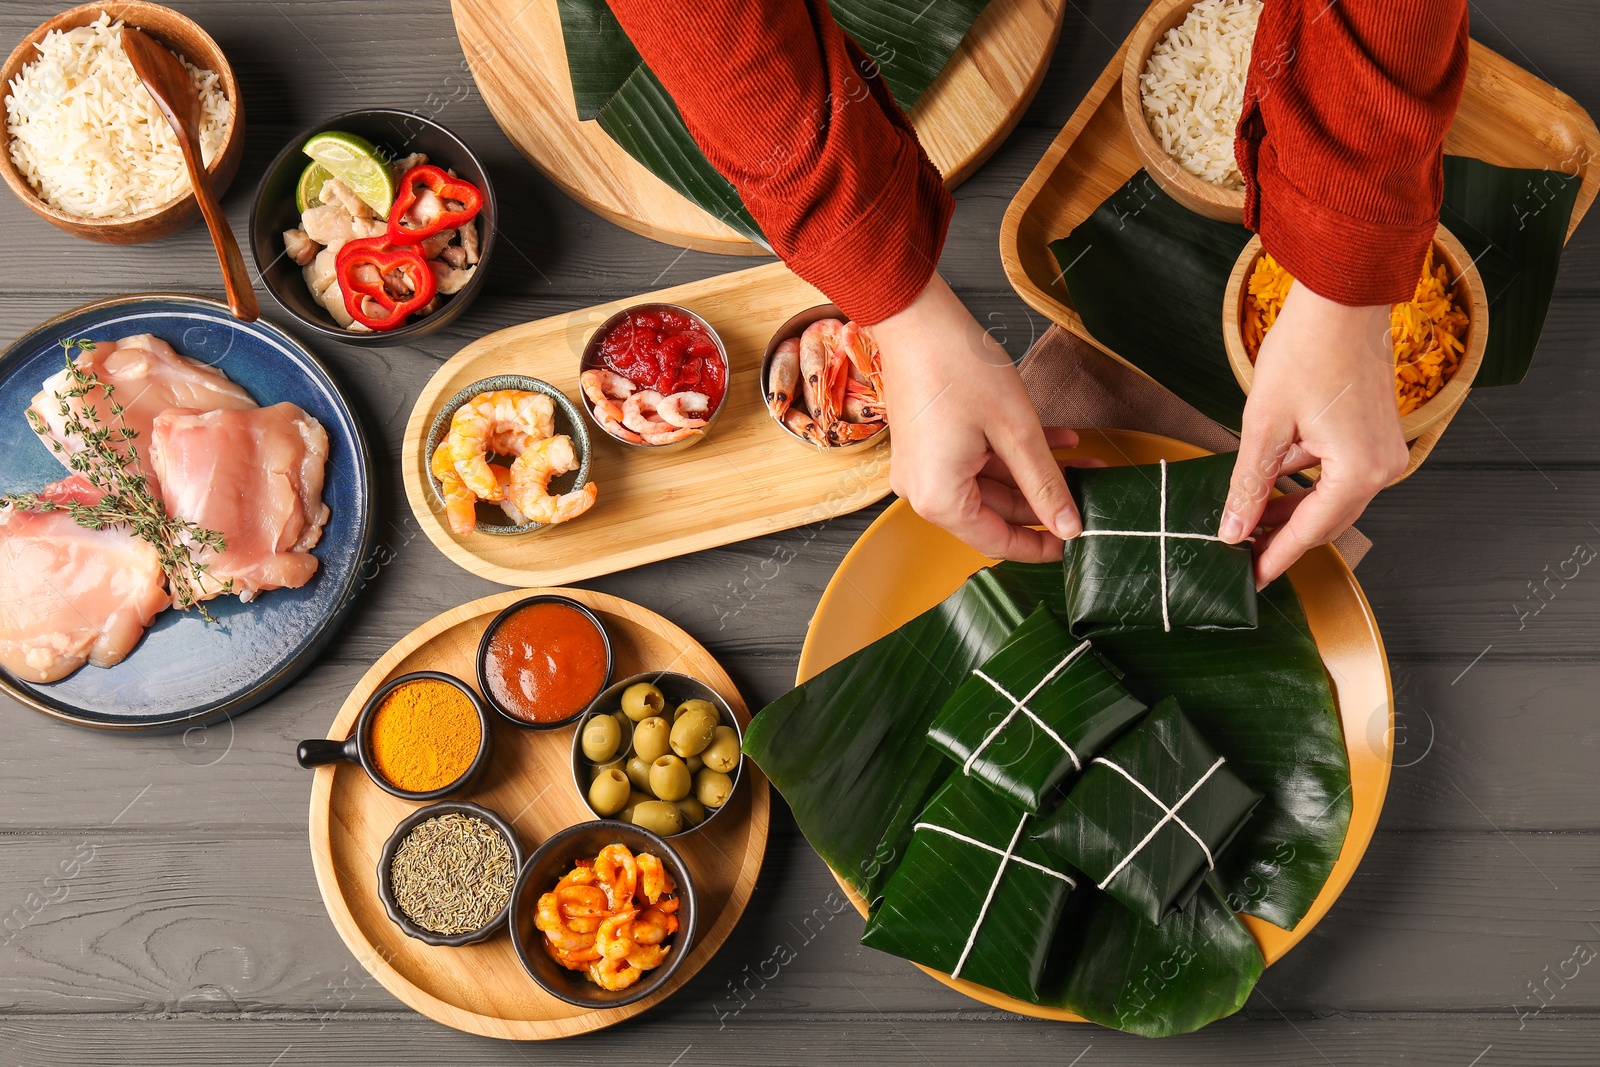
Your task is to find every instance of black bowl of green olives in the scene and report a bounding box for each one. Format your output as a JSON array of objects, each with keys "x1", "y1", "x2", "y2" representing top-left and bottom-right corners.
[{"x1": 570, "y1": 671, "x2": 744, "y2": 837}]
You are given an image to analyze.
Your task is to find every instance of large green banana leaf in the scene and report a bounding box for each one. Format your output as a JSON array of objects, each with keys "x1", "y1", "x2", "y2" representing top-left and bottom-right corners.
[
  {"x1": 745, "y1": 557, "x2": 1347, "y2": 1034},
  {"x1": 1048, "y1": 156, "x2": 1579, "y2": 427},
  {"x1": 554, "y1": 0, "x2": 991, "y2": 246}
]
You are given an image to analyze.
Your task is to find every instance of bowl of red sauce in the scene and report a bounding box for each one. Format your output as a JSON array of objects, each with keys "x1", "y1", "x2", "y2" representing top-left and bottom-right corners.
[
  {"x1": 578, "y1": 303, "x2": 729, "y2": 453},
  {"x1": 476, "y1": 595, "x2": 613, "y2": 730}
]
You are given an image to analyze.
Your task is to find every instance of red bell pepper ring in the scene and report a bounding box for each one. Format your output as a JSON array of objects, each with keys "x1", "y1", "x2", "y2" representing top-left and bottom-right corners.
[
  {"x1": 335, "y1": 237, "x2": 437, "y2": 331},
  {"x1": 387, "y1": 164, "x2": 484, "y2": 244}
]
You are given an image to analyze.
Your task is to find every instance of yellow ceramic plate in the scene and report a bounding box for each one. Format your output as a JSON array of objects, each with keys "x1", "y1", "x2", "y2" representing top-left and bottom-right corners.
[{"x1": 799, "y1": 429, "x2": 1392, "y2": 1021}]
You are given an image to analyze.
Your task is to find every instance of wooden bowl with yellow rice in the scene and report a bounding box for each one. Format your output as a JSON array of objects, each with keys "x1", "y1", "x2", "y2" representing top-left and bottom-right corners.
[{"x1": 1222, "y1": 224, "x2": 1489, "y2": 441}]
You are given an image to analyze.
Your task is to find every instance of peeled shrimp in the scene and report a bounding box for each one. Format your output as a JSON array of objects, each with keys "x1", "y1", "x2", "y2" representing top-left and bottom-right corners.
[
  {"x1": 767, "y1": 337, "x2": 800, "y2": 419},
  {"x1": 580, "y1": 369, "x2": 644, "y2": 443},
  {"x1": 657, "y1": 391, "x2": 710, "y2": 429},
  {"x1": 429, "y1": 441, "x2": 479, "y2": 536},
  {"x1": 636, "y1": 853, "x2": 672, "y2": 904},
  {"x1": 592, "y1": 843, "x2": 639, "y2": 910},
  {"x1": 444, "y1": 390, "x2": 556, "y2": 499},
  {"x1": 587, "y1": 957, "x2": 642, "y2": 991},
  {"x1": 507, "y1": 436, "x2": 598, "y2": 526},
  {"x1": 595, "y1": 910, "x2": 638, "y2": 960},
  {"x1": 621, "y1": 390, "x2": 671, "y2": 435}
]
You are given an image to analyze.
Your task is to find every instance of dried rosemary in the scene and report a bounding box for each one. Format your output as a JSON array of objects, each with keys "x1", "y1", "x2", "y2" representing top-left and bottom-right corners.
[
  {"x1": 0, "y1": 338, "x2": 233, "y2": 620},
  {"x1": 389, "y1": 813, "x2": 515, "y2": 935}
]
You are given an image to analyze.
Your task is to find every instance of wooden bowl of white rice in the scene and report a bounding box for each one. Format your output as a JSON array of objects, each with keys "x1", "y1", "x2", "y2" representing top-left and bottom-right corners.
[
  {"x1": 1121, "y1": 0, "x2": 1256, "y2": 223},
  {"x1": 1, "y1": 2, "x2": 243, "y2": 243}
]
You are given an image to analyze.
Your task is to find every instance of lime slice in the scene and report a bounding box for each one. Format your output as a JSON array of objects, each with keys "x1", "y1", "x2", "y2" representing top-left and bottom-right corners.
[
  {"x1": 295, "y1": 161, "x2": 333, "y2": 213},
  {"x1": 302, "y1": 131, "x2": 396, "y2": 218}
]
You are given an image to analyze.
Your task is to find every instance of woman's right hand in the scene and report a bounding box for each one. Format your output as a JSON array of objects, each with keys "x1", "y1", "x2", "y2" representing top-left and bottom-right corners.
[{"x1": 866, "y1": 273, "x2": 1084, "y2": 564}]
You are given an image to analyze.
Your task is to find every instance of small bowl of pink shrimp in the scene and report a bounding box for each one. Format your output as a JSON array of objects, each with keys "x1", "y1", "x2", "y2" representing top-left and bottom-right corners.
[
  {"x1": 423, "y1": 375, "x2": 598, "y2": 538},
  {"x1": 761, "y1": 304, "x2": 888, "y2": 453},
  {"x1": 578, "y1": 303, "x2": 730, "y2": 452}
]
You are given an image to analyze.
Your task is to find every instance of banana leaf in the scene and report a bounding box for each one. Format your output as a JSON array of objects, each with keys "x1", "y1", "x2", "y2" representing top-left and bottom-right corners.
[
  {"x1": 861, "y1": 772, "x2": 1077, "y2": 1001},
  {"x1": 928, "y1": 604, "x2": 1146, "y2": 812},
  {"x1": 554, "y1": 0, "x2": 991, "y2": 245},
  {"x1": 1063, "y1": 453, "x2": 1256, "y2": 635},
  {"x1": 1048, "y1": 156, "x2": 1579, "y2": 427},
  {"x1": 1033, "y1": 697, "x2": 1261, "y2": 925}
]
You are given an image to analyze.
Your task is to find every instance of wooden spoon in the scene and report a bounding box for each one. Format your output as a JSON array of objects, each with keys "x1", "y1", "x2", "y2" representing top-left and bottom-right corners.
[{"x1": 121, "y1": 26, "x2": 259, "y2": 322}]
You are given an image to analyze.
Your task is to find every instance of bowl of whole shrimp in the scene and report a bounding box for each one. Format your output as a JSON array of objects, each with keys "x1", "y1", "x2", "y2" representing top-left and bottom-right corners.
[
  {"x1": 423, "y1": 375, "x2": 598, "y2": 538},
  {"x1": 762, "y1": 304, "x2": 888, "y2": 452},
  {"x1": 577, "y1": 303, "x2": 730, "y2": 453}
]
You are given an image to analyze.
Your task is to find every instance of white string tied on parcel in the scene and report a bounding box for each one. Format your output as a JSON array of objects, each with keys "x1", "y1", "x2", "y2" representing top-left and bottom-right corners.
[
  {"x1": 1075, "y1": 459, "x2": 1242, "y2": 632},
  {"x1": 913, "y1": 818, "x2": 1076, "y2": 979},
  {"x1": 966, "y1": 640, "x2": 1092, "y2": 775},
  {"x1": 1093, "y1": 754, "x2": 1227, "y2": 890}
]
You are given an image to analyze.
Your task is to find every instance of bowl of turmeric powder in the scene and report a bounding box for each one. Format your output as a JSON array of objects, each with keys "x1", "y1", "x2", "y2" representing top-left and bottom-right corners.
[
  {"x1": 296, "y1": 671, "x2": 493, "y2": 801},
  {"x1": 1222, "y1": 223, "x2": 1489, "y2": 441}
]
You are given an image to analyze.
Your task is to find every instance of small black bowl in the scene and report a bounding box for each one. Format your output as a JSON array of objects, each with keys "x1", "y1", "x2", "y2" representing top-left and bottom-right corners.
[
  {"x1": 476, "y1": 595, "x2": 614, "y2": 731},
  {"x1": 249, "y1": 108, "x2": 497, "y2": 346},
  {"x1": 571, "y1": 671, "x2": 744, "y2": 836},
  {"x1": 510, "y1": 821, "x2": 697, "y2": 1008},
  {"x1": 296, "y1": 671, "x2": 493, "y2": 801},
  {"x1": 378, "y1": 801, "x2": 524, "y2": 947},
  {"x1": 422, "y1": 375, "x2": 592, "y2": 537}
]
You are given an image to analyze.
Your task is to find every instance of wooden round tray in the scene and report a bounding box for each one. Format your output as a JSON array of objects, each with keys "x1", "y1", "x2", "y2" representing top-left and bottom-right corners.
[
  {"x1": 307, "y1": 588, "x2": 770, "y2": 1039},
  {"x1": 803, "y1": 430, "x2": 1392, "y2": 1021},
  {"x1": 451, "y1": 0, "x2": 1065, "y2": 254}
]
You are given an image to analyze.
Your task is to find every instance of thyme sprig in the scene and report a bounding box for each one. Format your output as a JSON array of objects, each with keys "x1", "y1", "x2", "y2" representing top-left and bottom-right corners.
[{"x1": 1, "y1": 338, "x2": 233, "y2": 622}]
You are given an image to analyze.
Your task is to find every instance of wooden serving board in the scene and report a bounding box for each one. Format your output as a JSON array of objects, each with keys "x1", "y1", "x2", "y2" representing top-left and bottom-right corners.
[
  {"x1": 402, "y1": 261, "x2": 891, "y2": 588},
  {"x1": 307, "y1": 588, "x2": 770, "y2": 1040},
  {"x1": 451, "y1": 0, "x2": 1064, "y2": 254},
  {"x1": 999, "y1": 26, "x2": 1600, "y2": 480}
]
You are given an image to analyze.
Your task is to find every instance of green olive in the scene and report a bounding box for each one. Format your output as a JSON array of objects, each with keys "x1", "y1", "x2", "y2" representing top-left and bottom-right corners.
[
  {"x1": 588, "y1": 768, "x2": 631, "y2": 816},
  {"x1": 696, "y1": 768, "x2": 733, "y2": 808},
  {"x1": 613, "y1": 711, "x2": 635, "y2": 754},
  {"x1": 626, "y1": 756, "x2": 653, "y2": 792},
  {"x1": 674, "y1": 698, "x2": 718, "y2": 722},
  {"x1": 621, "y1": 682, "x2": 666, "y2": 722},
  {"x1": 590, "y1": 754, "x2": 626, "y2": 781},
  {"x1": 620, "y1": 790, "x2": 652, "y2": 822},
  {"x1": 701, "y1": 725, "x2": 740, "y2": 773},
  {"x1": 670, "y1": 706, "x2": 719, "y2": 758},
  {"x1": 649, "y1": 755, "x2": 691, "y2": 801},
  {"x1": 684, "y1": 754, "x2": 703, "y2": 775},
  {"x1": 674, "y1": 796, "x2": 707, "y2": 827},
  {"x1": 633, "y1": 716, "x2": 672, "y2": 763},
  {"x1": 581, "y1": 714, "x2": 622, "y2": 763},
  {"x1": 630, "y1": 800, "x2": 684, "y2": 836}
]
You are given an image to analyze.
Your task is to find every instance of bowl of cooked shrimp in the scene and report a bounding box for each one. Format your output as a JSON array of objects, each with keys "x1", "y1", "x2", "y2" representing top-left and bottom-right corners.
[
  {"x1": 577, "y1": 303, "x2": 730, "y2": 452},
  {"x1": 761, "y1": 304, "x2": 888, "y2": 453},
  {"x1": 423, "y1": 376, "x2": 598, "y2": 538}
]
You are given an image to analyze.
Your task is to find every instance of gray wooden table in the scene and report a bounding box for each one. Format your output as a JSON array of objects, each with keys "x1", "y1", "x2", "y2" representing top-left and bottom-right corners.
[{"x1": 1, "y1": 0, "x2": 1596, "y2": 1062}]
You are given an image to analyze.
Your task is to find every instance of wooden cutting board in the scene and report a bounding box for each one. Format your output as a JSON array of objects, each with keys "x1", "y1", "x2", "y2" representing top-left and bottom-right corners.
[{"x1": 451, "y1": 0, "x2": 1065, "y2": 254}]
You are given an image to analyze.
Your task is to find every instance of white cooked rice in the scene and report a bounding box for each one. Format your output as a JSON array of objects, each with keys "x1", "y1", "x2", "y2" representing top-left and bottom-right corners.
[
  {"x1": 5, "y1": 12, "x2": 231, "y2": 219},
  {"x1": 1139, "y1": 0, "x2": 1261, "y2": 190}
]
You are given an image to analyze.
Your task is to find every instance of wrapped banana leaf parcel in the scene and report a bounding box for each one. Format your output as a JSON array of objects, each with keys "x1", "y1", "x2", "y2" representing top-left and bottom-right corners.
[
  {"x1": 742, "y1": 557, "x2": 1353, "y2": 1037},
  {"x1": 1064, "y1": 453, "x2": 1256, "y2": 636},
  {"x1": 928, "y1": 604, "x2": 1146, "y2": 812}
]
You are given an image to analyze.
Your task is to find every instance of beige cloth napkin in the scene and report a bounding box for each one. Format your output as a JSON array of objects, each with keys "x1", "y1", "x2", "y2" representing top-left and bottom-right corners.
[{"x1": 1017, "y1": 326, "x2": 1371, "y2": 568}]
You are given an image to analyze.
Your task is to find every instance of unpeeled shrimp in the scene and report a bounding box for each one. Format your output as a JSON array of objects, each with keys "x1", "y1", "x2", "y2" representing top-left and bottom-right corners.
[
  {"x1": 783, "y1": 407, "x2": 829, "y2": 448},
  {"x1": 766, "y1": 337, "x2": 801, "y2": 419},
  {"x1": 799, "y1": 319, "x2": 847, "y2": 423}
]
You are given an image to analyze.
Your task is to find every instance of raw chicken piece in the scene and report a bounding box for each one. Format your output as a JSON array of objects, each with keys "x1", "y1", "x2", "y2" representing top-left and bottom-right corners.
[
  {"x1": 429, "y1": 259, "x2": 476, "y2": 295},
  {"x1": 149, "y1": 404, "x2": 331, "y2": 602},
  {"x1": 459, "y1": 218, "x2": 480, "y2": 265},
  {"x1": 29, "y1": 335, "x2": 257, "y2": 486},
  {"x1": 303, "y1": 247, "x2": 357, "y2": 329},
  {"x1": 283, "y1": 227, "x2": 319, "y2": 266},
  {"x1": 318, "y1": 177, "x2": 375, "y2": 219},
  {"x1": 299, "y1": 203, "x2": 384, "y2": 248},
  {"x1": 0, "y1": 475, "x2": 169, "y2": 683},
  {"x1": 390, "y1": 152, "x2": 428, "y2": 180}
]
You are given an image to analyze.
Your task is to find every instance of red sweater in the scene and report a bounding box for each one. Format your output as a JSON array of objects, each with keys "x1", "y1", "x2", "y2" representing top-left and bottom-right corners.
[{"x1": 606, "y1": 0, "x2": 1469, "y2": 321}]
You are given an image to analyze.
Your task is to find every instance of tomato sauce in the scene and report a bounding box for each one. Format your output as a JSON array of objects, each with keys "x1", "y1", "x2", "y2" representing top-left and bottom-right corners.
[
  {"x1": 594, "y1": 308, "x2": 726, "y2": 409},
  {"x1": 483, "y1": 601, "x2": 609, "y2": 724}
]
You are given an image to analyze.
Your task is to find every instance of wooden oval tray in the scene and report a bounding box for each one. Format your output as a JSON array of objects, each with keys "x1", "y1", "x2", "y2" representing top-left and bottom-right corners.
[
  {"x1": 307, "y1": 588, "x2": 770, "y2": 1039},
  {"x1": 999, "y1": 18, "x2": 1600, "y2": 482},
  {"x1": 401, "y1": 261, "x2": 892, "y2": 587},
  {"x1": 451, "y1": 0, "x2": 1064, "y2": 254},
  {"x1": 802, "y1": 430, "x2": 1392, "y2": 1021}
]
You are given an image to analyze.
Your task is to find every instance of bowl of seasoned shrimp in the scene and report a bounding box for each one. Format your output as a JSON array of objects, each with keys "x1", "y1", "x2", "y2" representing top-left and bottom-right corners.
[
  {"x1": 578, "y1": 302, "x2": 730, "y2": 452},
  {"x1": 422, "y1": 375, "x2": 598, "y2": 538},
  {"x1": 510, "y1": 823, "x2": 697, "y2": 1008},
  {"x1": 761, "y1": 303, "x2": 888, "y2": 453}
]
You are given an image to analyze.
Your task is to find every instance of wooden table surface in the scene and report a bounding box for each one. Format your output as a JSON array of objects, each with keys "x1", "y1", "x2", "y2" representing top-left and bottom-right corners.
[{"x1": 1, "y1": 1, "x2": 1596, "y2": 1062}]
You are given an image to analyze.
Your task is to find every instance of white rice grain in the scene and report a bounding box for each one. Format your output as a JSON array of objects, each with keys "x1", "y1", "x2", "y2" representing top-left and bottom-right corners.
[{"x1": 1140, "y1": 0, "x2": 1261, "y2": 190}]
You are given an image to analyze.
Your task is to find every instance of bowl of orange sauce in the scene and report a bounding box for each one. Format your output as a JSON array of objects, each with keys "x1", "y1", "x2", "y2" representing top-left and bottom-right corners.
[{"x1": 476, "y1": 595, "x2": 613, "y2": 730}]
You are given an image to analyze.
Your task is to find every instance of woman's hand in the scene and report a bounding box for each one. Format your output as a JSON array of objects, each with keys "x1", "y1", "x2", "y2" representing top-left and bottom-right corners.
[
  {"x1": 866, "y1": 273, "x2": 1083, "y2": 563},
  {"x1": 1218, "y1": 281, "x2": 1408, "y2": 586}
]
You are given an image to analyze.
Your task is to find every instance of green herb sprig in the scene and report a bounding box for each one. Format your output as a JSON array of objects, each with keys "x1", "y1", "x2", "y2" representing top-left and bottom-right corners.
[{"x1": 1, "y1": 338, "x2": 233, "y2": 621}]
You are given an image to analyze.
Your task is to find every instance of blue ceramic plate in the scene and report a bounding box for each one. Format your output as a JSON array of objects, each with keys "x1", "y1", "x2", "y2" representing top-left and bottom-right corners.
[{"x1": 0, "y1": 295, "x2": 375, "y2": 731}]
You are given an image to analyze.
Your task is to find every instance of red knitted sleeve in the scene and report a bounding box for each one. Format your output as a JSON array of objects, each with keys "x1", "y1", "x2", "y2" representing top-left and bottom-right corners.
[
  {"x1": 1236, "y1": 0, "x2": 1470, "y2": 307},
  {"x1": 603, "y1": 0, "x2": 953, "y2": 325}
]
